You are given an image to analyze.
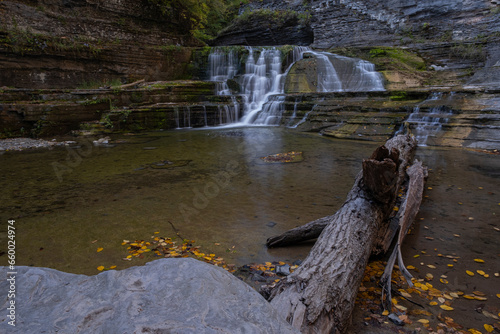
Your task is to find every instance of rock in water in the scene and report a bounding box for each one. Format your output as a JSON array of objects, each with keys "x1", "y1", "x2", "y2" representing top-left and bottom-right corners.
[{"x1": 0, "y1": 258, "x2": 298, "y2": 333}]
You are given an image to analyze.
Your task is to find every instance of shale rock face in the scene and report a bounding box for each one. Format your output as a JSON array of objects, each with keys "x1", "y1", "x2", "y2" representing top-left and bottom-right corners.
[
  {"x1": 0, "y1": 0, "x2": 200, "y2": 88},
  {"x1": 0, "y1": 258, "x2": 298, "y2": 333}
]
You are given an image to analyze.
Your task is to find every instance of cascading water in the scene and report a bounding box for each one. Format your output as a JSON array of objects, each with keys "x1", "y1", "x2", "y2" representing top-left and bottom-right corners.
[
  {"x1": 292, "y1": 47, "x2": 385, "y2": 92},
  {"x1": 405, "y1": 92, "x2": 454, "y2": 146},
  {"x1": 207, "y1": 46, "x2": 385, "y2": 126}
]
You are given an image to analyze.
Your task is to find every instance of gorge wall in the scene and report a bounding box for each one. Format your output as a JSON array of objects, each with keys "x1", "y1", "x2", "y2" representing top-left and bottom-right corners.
[{"x1": 0, "y1": 0, "x2": 203, "y2": 88}]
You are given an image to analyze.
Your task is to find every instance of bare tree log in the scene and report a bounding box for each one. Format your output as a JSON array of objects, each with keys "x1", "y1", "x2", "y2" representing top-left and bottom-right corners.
[{"x1": 267, "y1": 134, "x2": 418, "y2": 334}]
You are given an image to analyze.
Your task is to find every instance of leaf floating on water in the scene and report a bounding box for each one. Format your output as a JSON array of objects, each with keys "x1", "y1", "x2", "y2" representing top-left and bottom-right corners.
[
  {"x1": 440, "y1": 278, "x2": 449, "y2": 284},
  {"x1": 427, "y1": 264, "x2": 436, "y2": 269},
  {"x1": 260, "y1": 151, "x2": 303, "y2": 164},
  {"x1": 484, "y1": 324, "x2": 494, "y2": 333},
  {"x1": 438, "y1": 297, "x2": 446, "y2": 304},
  {"x1": 109, "y1": 265, "x2": 117, "y2": 269},
  {"x1": 97, "y1": 266, "x2": 105, "y2": 271},
  {"x1": 474, "y1": 258, "x2": 485, "y2": 263},
  {"x1": 466, "y1": 270, "x2": 475, "y2": 276},
  {"x1": 473, "y1": 291, "x2": 486, "y2": 296},
  {"x1": 477, "y1": 270, "x2": 486, "y2": 276},
  {"x1": 482, "y1": 310, "x2": 500, "y2": 320},
  {"x1": 464, "y1": 295, "x2": 475, "y2": 300},
  {"x1": 400, "y1": 291, "x2": 412, "y2": 298},
  {"x1": 430, "y1": 301, "x2": 438, "y2": 306},
  {"x1": 468, "y1": 329, "x2": 482, "y2": 334},
  {"x1": 407, "y1": 265, "x2": 416, "y2": 270},
  {"x1": 450, "y1": 292, "x2": 459, "y2": 298},
  {"x1": 440, "y1": 305, "x2": 454, "y2": 311},
  {"x1": 97, "y1": 247, "x2": 103, "y2": 252}
]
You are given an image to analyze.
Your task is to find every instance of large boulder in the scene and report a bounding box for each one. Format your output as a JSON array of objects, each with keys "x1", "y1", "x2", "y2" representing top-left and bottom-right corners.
[{"x1": 0, "y1": 258, "x2": 298, "y2": 333}]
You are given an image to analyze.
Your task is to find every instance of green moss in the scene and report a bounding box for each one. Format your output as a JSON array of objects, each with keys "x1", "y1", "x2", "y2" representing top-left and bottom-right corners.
[
  {"x1": 369, "y1": 47, "x2": 426, "y2": 71},
  {"x1": 389, "y1": 91, "x2": 408, "y2": 101}
]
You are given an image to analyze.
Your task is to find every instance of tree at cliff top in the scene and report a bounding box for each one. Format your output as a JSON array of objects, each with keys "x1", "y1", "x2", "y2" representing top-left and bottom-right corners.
[{"x1": 147, "y1": 0, "x2": 242, "y2": 43}]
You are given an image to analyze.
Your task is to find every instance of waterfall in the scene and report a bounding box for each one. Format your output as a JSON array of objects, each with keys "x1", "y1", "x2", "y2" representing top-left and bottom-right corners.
[
  {"x1": 291, "y1": 47, "x2": 385, "y2": 92},
  {"x1": 405, "y1": 93, "x2": 453, "y2": 146},
  {"x1": 207, "y1": 46, "x2": 385, "y2": 127}
]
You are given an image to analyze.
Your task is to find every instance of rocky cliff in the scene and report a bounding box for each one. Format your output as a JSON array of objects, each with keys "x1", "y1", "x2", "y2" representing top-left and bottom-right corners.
[{"x1": 0, "y1": 0, "x2": 201, "y2": 88}]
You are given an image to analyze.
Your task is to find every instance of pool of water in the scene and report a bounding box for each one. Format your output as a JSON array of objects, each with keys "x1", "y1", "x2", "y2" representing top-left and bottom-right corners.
[
  {"x1": 0, "y1": 128, "x2": 379, "y2": 273},
  {"x1": 1, "y1": 127, "x2": 498, "y2": 331}
]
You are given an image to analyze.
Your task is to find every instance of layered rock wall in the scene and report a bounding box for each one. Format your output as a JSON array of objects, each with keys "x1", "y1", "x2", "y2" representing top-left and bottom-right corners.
[{"x1": 0, "y1": 0, "x2": 200, "y2": 88}]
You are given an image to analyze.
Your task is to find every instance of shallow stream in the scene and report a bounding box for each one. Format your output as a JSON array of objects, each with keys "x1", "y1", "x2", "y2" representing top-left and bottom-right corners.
[{"x1": 0, "y1": 127, "x2": 498, "y2": 331}]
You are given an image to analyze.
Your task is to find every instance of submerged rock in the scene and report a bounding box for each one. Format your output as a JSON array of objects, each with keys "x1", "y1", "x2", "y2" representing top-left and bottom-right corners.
[{"x1": 0, "y1": 258, "x2": 298, "y2": 333}]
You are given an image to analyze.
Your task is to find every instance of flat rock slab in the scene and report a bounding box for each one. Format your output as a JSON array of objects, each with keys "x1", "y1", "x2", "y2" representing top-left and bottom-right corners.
[{"x1": 0, "y1": 258, "x2": 298, "y2": 333}]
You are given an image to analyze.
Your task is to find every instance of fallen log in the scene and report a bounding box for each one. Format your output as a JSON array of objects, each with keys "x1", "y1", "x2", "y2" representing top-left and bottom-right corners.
[
  {"x1": 267, "y1": 134, "x2": 419, "y2": 334},
  {"x1": 267, "y1": 135, "x2": 414, "y2": 251}
]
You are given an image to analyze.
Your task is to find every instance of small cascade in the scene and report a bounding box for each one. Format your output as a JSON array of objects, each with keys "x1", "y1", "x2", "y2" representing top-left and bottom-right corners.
[
  {"x1": 292, "y1": 47, "x2": 385, "y2": 92},
  {"x1": 175, "y1": 107, "x2": 181, "y2": 129},
  {"x1": 289, "y1": 104, "x2": 317, "y2": 129},
  {"x1": 286, "y1": 97, "x2": 301, "y2": 127},
  {"x1": 405, "y1": 92, "x2": 453, "y2": 146},
  {"x1": 202, "y1": 106, "x2": 208, "y2": 127}
]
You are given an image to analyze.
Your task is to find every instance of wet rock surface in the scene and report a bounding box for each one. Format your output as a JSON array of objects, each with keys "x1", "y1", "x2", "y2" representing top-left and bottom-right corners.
[
  {"x1": 0, "y1": 137, "x2": 75, "y2": 151},
  {"x1": 0, "y1": 258, "x2": 299, "y2": 333}
]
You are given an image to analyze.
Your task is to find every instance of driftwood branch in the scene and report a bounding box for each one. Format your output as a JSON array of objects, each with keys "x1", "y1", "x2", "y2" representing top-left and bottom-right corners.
[
  {"x1": 266, "y1": 134, "x2": 419, "y2": 334},
  {"x1": 380, "y1": 160, "x2": 427, "y2": 310},
  {"x1": 112, "y1": 79, "x2": 145, "y2": 89}
]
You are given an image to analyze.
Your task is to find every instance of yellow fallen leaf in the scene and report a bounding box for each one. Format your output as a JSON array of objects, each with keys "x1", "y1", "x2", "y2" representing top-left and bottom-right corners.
[
  {"x1": 427, "y1": 265, "x2": 436, "y2": 269},
  {"x1": 109, "y1": 265, "x2": 117, "y2": 269},
  {"x1": 469, "y1": 329, "x2": 482, "y2": 334},
  {"x1": 382, "y1": 310, "x2": 389, "y2": 316},
  {"x1": 414, "y1": 254, "x2": 420, "y2": 258},
  {"x1": 464, "y1": 295, "x2": 475, "y2": 300},
  {"x1": 473, "y1": 291, "x2": 486, "y2": 296},
  {"x1": 440, "y1": 278, "x2": 449, "y2": 284},
  {"x1": 154, "y1": 231, "x2": 160, "y2": 234},
  {"x1": 97, "y1": 266, "x2": 105, "y2": 271},
  {"x1": 430, "y1": 301, "x2": 438, "y2": 306},
  {"x1": 475, "y1": 296, "x2": 487, "y2": 301},
  {"x1": 477, "y1": 270, "x2": 486, "y2": 276},
  {"x1": 440, "y1": 305, "x2": 454, "y2": 311},
  {"x1": 497, "y1": 294, "x2": 500, "y2": 299},
  {"x1": 484, "y1": 324, "x2": 494, "y2": 333},
  {"x1": 400, "y1": 291, "x2": 412, "y2": 298},
  {"x1": 466, "y1": 270, "x2": 475, "y2": 276},
  {"x1": 407, "y1": 265, "x2": 416, "y2": 270},
  {"x1": 395, "y1": 304, "x2": 407, "y2": 312},
  {"x1": 97, "y1": 247, "x2": 103, "y2": 252},
  {"x1": 448, "y1": 264, "x2": 454, "y2": 267},
  {"x1": 474, "y1": 258, "x2": 485, "y2": 263},
  {"x1": 418, "y1": 319, "x2": 429, "y2": 324},
  {"x1": 450, "y1": 292, "x2": 459, "y2": 298},
  {"x1": 393, "y1": 206, "x2": 399, "y2": 211}
]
